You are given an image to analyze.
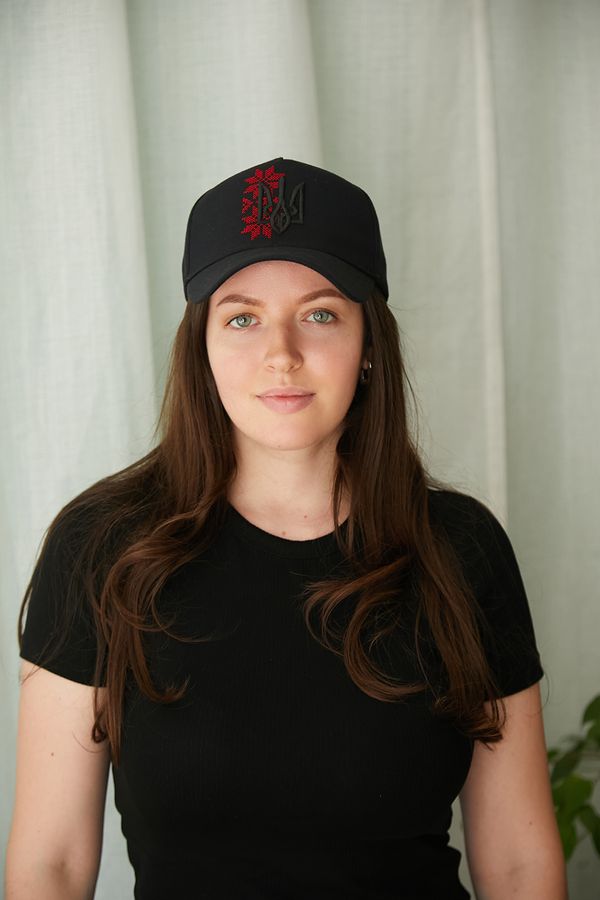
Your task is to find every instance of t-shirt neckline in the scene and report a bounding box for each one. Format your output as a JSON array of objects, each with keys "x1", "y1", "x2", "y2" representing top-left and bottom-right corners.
[{"x1": 225, "y1": 503, "x2": 347, "y2": 559}]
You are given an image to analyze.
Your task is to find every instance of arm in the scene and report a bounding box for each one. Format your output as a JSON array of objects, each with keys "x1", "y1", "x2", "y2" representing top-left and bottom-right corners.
[
  {"x1": 459, "y1": 682, "x2": 568, "y2": 900},
  {"x1": 5, "y1": 660, "x2": 111, "y2": 899}
]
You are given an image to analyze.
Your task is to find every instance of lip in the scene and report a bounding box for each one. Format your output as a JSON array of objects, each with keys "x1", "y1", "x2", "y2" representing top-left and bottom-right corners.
[
  {"x1": 257, "y1": 390, "x2": 315, "y2": 414},
  {"x1": 257, "y1": 387, "x2": 314, "y2": 398}
]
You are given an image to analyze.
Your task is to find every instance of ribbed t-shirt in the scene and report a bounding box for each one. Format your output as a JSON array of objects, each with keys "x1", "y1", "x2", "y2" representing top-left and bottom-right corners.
[{"x1": 20, "y1": 489, "x2": 544, "y2": 899}]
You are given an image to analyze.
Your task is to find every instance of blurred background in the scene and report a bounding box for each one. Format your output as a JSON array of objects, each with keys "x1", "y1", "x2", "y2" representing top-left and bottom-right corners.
[{"x1": 1, "y1": 1, "x2": 599, "y2": 896}]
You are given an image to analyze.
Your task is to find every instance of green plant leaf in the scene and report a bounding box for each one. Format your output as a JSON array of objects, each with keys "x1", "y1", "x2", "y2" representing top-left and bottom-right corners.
[
  {"x1": 553, "y1": 774, "x2": 593, "y2": 817},
  {"x1": 557, "y1": 818, "x2": 578, "y2": 860},
  {"x1": 594, "y1": 821, "x2": 600, "y2": 856},
  {"x1": 578, "y1": 805, "x2": 600, "y2": 855},
  {"x1": 551, "y1": 749, "x2": 582, "y2": 783},
  {"x1": 586, "y1": 720, "x2": 600, "y2": 747},
  {"x1": 583, "y1": 694, "x2": 600, "y2": 726},
  {"x1": 578, "y1": 804, "x2": 600, "y2": 831}
]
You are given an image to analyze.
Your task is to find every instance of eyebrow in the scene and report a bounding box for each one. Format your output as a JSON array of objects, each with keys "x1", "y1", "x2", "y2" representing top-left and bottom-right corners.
[{"x1": 215, "y1": 288, "x2": 348, "y2": 308}]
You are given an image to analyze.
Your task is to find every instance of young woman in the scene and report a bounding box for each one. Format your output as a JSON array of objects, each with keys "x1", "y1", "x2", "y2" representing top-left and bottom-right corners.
[{"x1": 7, "y1": 158, "x2": 567, "y2": 899}]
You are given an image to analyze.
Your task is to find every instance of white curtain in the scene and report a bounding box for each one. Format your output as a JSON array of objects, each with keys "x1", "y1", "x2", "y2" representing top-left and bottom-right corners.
[{"x1": 2, "y1": 1, "x2": 598, "y2": 896}]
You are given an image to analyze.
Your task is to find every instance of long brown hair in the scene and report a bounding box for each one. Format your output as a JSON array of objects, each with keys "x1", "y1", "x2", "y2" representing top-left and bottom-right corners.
[{"x1": 18, "y1": 287, "x2": 505, "y2": 766}]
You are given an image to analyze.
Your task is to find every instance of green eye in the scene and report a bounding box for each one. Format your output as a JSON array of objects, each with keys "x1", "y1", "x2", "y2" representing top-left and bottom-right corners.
[
  {"x1": 228, "y1": 314, "x2": 254, "y2": 329},
  {"x1": 308, "y1": 310, "x2": 335, "y2": 324}
]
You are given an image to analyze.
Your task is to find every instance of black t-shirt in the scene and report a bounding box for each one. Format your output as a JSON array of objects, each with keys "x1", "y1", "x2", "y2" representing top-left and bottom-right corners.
[{"x1": 20, "y1": 489, "x2": 544, "y2": 900}]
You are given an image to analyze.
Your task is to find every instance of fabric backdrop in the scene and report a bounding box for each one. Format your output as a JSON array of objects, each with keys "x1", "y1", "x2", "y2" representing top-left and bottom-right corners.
[{"x1": 2, "y1": 1, "x2": 599, "y2": 896}]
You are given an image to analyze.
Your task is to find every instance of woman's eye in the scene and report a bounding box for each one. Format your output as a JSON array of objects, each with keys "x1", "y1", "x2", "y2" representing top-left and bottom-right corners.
[
  {"x1": 227, "y1": 314, "x2": 255, "y2": 329},
  {"x1": 307, "y1": 309, "x2": 336, "y2": 324}
]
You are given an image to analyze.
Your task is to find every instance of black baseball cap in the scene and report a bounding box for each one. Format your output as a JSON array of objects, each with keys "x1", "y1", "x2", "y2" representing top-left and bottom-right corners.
[{"x1": 182, "y1": 157, "x2": 388, "y2": 304}]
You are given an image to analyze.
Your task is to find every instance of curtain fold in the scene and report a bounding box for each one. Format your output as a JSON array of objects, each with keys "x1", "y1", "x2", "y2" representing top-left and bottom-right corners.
[
  {"x1": 2, "y1": 2, "x2": 598, "y2": 896},
  {"x1": 126, "y1": 0, "x2": 325, "y2": 383}
]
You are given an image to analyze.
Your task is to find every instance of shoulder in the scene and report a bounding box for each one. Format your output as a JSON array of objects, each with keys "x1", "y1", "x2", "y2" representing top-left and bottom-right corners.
[
  {"x1": 426, "y1": 486, "x2": 499, "y2": 532},
  {"x1": 37, "y1": 486, "x2": 141, "y2": 572},
  {"x1": 26, "y1": 489, "x2": 133, "y2": 631},
  {"x1": 30, "y1": 504, "x2": 102, "y2": 597},
  {"x1": 426, "y1": 488, "x2": 518, "y2": 582}
]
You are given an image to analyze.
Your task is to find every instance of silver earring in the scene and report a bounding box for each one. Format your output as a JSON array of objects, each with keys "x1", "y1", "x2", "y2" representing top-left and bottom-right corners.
[{"x1": 360, "y1": 361, "x2": 372, "y2": 385}]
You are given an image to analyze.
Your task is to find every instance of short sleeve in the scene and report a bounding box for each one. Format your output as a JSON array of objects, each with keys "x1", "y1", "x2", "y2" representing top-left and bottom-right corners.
[
  {"x1": 429, "y1": 490, "x2": 545, "y2": 698},
  {"x1": 20, "y1": 515, "x2": 105, "y2": 686}
]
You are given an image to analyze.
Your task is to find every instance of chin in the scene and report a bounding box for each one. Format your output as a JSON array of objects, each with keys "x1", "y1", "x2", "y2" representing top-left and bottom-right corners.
[
  {"x1": 254, "y1": 434, "x2": 327, "y2": 452},
  {"x1": 238, "y1": 425, "x2": 341, "y2": 454}
]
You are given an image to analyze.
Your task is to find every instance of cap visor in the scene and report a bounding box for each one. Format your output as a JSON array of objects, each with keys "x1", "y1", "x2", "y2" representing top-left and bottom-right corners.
[{"x1": 185, "y1": 246, "x2": 374, "y2": 304}]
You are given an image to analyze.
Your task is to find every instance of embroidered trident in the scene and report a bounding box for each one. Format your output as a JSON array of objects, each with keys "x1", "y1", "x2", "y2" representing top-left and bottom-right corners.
[{"x1": 262, "y1": 175, "x2": 304, "y2": 233}]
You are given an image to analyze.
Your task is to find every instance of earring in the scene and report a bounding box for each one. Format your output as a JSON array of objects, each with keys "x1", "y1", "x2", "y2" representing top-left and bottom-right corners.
[{"x1": 360, "y1": 361, "x2": 372, "y2": 385}]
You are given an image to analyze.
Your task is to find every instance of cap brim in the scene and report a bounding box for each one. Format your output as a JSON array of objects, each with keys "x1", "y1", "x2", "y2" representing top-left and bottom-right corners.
[{"x1": 184, "y1": 246, "x2": 374, "y2": 304}]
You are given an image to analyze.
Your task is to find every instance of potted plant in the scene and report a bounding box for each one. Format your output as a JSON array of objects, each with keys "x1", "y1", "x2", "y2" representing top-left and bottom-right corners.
[{"x1": 547, "y1": 693, "x2": 600, "y2": 860}]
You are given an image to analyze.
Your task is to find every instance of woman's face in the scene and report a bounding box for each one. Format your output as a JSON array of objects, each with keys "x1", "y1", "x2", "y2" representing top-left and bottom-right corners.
[{"x1": 205, "y1": 260, "x2": 367, "y2": 456}]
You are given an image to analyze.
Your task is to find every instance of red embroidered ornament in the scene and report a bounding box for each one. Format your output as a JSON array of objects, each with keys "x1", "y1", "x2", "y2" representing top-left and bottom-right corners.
[{"x1": 240, "y1": 165, "x2": 284, "y2": 239}]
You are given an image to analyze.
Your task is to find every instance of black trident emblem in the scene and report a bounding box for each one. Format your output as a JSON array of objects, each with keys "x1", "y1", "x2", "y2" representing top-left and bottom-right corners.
[{"x1": 257, "y1": 176, "x2": 304, "y2": 234}]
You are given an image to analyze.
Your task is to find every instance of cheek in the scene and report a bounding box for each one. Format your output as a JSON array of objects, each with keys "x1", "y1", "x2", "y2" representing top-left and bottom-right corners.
[
  {"x1": 206, "y1": 332, "x2": 245, "y2": 392},
  {"x1": 209, "y1": 358, "x2": 246, "y2": 406},
  {"x1": 320, "y1": 345, "x2": 363, "y2": 391},
  {"x1": 207, "y1": 353, "x2": 262, "y2": 427}
]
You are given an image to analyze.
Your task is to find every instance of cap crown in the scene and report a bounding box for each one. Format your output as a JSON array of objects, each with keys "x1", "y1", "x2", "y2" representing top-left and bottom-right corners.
[{"x1": 183, "y1": 157, "x2": 388, "y2": 303}]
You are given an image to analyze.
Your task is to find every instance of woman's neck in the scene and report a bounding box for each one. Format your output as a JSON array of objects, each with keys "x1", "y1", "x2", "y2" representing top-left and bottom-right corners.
[{"x1": 228, "y1": 441, "x2": 348, "y2": 540}]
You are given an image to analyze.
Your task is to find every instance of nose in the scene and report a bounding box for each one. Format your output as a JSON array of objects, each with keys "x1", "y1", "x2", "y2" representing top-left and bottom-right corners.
[{"x1": 263, "y1": 323, "x2": 303, "y2": 373}]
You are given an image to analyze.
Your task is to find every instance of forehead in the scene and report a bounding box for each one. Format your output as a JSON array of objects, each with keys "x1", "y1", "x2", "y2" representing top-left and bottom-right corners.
[{"x1": 209, "y1": 260, "x2": 348, "y2": 303}]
